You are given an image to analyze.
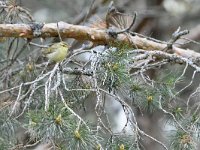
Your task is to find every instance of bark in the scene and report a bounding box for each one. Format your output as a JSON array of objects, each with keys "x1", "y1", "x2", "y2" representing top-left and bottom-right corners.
[{"x1": 0, "y1": 22, "x2": 200, "y2": 61}]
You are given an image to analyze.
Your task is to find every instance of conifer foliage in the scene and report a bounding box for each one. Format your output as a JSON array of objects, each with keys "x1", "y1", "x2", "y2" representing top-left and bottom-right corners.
[{"x1": 1, "y1": 0, "x2": 200, "y2": 150}]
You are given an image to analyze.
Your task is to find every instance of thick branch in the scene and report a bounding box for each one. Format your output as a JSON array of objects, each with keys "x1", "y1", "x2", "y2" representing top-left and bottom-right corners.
[{"x1": 0, "y1": 22, "x2": 200, "y2": 61}]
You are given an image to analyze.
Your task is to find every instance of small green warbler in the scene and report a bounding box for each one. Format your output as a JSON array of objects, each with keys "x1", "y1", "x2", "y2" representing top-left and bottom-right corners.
[{"x1": 42, "y1": 42, "x2": 69, "y2": 63}]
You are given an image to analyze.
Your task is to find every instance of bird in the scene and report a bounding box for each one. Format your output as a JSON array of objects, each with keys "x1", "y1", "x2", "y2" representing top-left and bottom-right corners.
[
  {"x1": 90, "y1": 1, "x2": 136, "y2": 40},
  {"x1": 105, "y1": 1, "x2": 135, "y2": 31},
  {"x1": 42, "y1": 41, "x2": 69, "y2": 63}
]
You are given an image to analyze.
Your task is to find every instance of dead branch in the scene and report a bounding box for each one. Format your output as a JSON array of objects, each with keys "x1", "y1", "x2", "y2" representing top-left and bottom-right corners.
[{"x1": 0, "y1": 22, "x2": 200, "y2": 62}]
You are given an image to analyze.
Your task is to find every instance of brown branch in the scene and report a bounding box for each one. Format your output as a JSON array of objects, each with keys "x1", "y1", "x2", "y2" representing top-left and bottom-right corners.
[{"x1": 0, "y1": 22, "x2": 200, "y2": 62}]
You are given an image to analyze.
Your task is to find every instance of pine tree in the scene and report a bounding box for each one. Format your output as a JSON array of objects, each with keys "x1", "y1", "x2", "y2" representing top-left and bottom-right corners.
[{"x1": 1, "y1": 0, "x2": 200, "y2": 150}]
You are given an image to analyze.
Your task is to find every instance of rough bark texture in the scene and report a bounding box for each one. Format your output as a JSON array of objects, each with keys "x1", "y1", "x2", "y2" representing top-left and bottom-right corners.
[{"x1": 0, "y1": 22, "x2": 200, "y2": 61}]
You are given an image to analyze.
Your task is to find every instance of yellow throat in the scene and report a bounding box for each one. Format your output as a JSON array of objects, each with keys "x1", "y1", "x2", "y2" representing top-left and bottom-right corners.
[{"x1": 42, "y1": 42, "x2": 69, "y2": 63}]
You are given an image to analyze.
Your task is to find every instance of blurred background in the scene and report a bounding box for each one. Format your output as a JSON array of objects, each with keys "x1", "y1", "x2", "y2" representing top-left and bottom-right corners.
[
  {"x1": 1, "y1": 0, "x2": 200, "y2": 149},
  {"x1": 21, "y1": 0, "x2": 200, "y2": 40},
  {"x1": 22, "y1": 0, "x2": 200, "y2": 149}
]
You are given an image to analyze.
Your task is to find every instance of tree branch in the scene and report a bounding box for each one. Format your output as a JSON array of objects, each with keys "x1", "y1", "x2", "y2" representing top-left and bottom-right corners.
[{"x1": 0, "y1": 22, "x2": 200, "y2": 62}]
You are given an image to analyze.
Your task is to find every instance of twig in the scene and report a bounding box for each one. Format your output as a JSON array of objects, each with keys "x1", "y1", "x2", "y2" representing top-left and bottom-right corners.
[
  {"x1": 167, "y1": 27, "x2": 189, "y2": 50},
  {"x1": 0, "y1": 23, "x2": 200, "y2": 62},
  {"x1": 62, "y1": 67, "x2": 93, "y2": 76},
  {"x1": 163, "y1": 27, "x2": 189, "y2": 54},
  {"x1": 158, "y1": 96, "x2": 188, "y2": 133},
  {"x1": 58, "y1": 89, "x2": 91, "y2": 131}
]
